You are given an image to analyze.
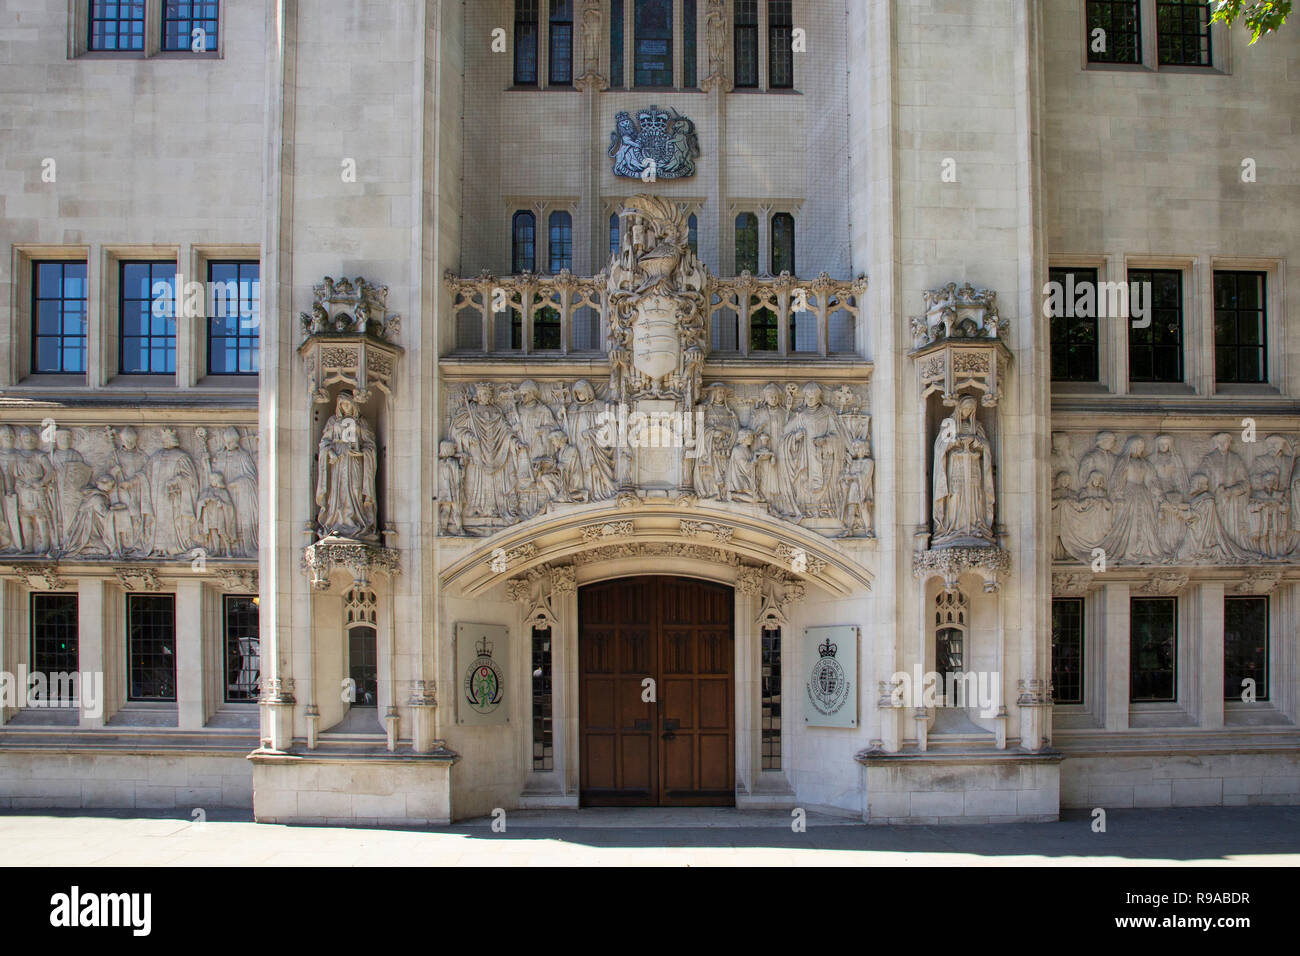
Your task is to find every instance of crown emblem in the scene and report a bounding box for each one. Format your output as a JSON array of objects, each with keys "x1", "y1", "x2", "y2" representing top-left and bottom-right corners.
[
  {"x1": 818, "y1": 637, "x2": 838, "y2": 658},
  {"x1": 475, "y1": 635, "x2": 494, "y2": 658}
]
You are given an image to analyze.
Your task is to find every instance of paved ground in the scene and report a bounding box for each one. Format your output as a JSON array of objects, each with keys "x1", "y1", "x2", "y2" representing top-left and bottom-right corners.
[{"x1": 0, "y1": 805, "x2": 1297, "y2": 865}]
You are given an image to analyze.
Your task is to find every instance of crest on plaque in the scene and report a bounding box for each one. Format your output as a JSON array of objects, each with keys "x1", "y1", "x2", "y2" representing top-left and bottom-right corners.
[
  {"x1": 464, "y1": 634, "x2": 504, "y2": 716},
  {"x1": 609, "y1": 107, "x2": 700, "y2": 180}
]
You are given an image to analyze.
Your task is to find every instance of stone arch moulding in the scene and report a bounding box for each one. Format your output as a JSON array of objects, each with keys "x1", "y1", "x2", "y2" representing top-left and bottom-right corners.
[{"x1": 438, "y1": 504, "x2": 874, "y2": 599}]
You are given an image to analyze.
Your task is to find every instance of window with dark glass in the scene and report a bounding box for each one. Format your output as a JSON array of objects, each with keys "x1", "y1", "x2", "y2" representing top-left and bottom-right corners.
[
  {"x1": 734, "y1": 213, "x2": 758, "y2": 274},
  {"x1": 549, "y1": 0, "x2": 573, "y2": 85},
  {"x1": 735, "y1": 0, "x2": 758, "y2": 88},
  {"x1": 688, "y1": 213, "x2": 698, "y2": 255},
  {"x1": 771, "y1": 212, "x2": 795, "y2": 275},
  {"x1": 349, "y1": 626, "x2": 378, "y2": 707},
  {"x1": 1051, "y1": 598, "x2": 1084, "y2": 705},
  {"x1": 683, "y1": 0, "x2": 697, "y2": 87},
  {"x1": 1157, "y1": 0, "x2": 1212, "y2": 66},
  {"x1": 512, "y1": 211, "x2": 536, "y2": 273},
  {"x1": 515, "y1": 0, "x2": 540, "y2": 85},
  {"x1": 548, "y1": 211, "x2": 573, "y2": 273},
  {"x1": 128, "y1": 594, "x2": 176, "y2": 702},
  {"x1": 1086, "y1": 0, "x2": 1141, "y2": 64},
  {"x1": 1224, "y1": 596, "x2": 1268, "y2": 702},
  {"x1": 31, "y1": 594, "x2": 78, "y2": 705},
  {"x1": 769, "y1": 0, "x2": 793, "y2": 88},
  {"x1": 532, "y1": 625, "x2": 554, "y2": 770},
  {"x1": 761, "y1": 628, "x2": 781, "y2": 770},
  {"x1": 162, "y1": 0, "x2": 219, "y2": 52},
  {"x1": 90, "y1": 0, "x2": 145, "y2": 51},
  {"x1": 1049, "y1": 267, "x2": 1100, "y2": 382},
  {"x1": 635, "y1": 0, "x2": 673, "y2": 86},
  {"x1": 609, "y1": 213, "x2": 620, "y2": 258},
  {"x1": 32, "y1": 261, "x2": 88, "y2": 374},
  {"x1": 610, "y1": 0, "x2": 625, "y2": 87},
  {"x1": 1131, "y1": 597, "x2": 1176, "y2": 702},
  {"x1": 1214, "y1": 271, "x2": 1266, "y2": 384},
  {"x1": 207, "y1": 260, "x2": 259, "y2": 375},
  {"x1": 1128, "y1": 268, "x2": 1183, "y2": 383},
  {"x1": 120, "y1": 261, "x2": 177, "y2": 375},
  {"x1": 936, "y1": 627, "x2": 964, "y2": 705},
  {"x1": 223, "y1": 595, "x2": 259, "y2": 703}
]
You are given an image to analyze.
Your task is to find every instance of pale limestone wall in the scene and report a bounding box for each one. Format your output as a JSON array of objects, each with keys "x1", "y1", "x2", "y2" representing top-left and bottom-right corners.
[
  {"x1": 865, "y1": 759, "x2": 1061, "y2": 825},
  {"x1": 0, "y1": 752, "x2": 252, "y2": 809},
  {"x1": 457, "y1": 0, "x2": 851, "y2": 281},
  {"x1": 1061, "y1": 752, "x2": 1300, "y2": 809},
  {"x1": 252, "y1": 759, "x2": 452, "y2": 825}
]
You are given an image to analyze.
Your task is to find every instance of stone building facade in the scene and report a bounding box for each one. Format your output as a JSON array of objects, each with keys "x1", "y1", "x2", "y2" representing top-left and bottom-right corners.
[{"x1": 0, "y1": 0, "x2": 1296, "y2": 824}]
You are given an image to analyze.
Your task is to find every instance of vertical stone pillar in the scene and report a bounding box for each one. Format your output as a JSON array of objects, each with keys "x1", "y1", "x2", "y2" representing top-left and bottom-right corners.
[
  {"x1": 1103, "y1": 582, "x2": 1130, "y2": 731},
  {"x1": 0, "y1": 580, "x2": 13, "y2": 725},
  {"x1": 176, "y1": 578, "x2": 205, "y2": 730},
  {"x1": 78, "y1": 577, "x2": 107, "y2": 729},
  {"x1": 1198, "y1": 582, "x2": 1226, "y2": 729}
]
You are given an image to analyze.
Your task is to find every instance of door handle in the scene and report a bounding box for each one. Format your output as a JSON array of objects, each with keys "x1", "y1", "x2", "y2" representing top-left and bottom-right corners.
[{"x1": 661, "y1": 730, "x2": 676, "y2": 741}]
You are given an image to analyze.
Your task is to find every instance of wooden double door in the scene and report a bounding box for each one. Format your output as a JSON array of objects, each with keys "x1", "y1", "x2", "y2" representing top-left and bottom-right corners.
[{"x1": 579, "y1": 576, "x2": 735, "y2": 806}]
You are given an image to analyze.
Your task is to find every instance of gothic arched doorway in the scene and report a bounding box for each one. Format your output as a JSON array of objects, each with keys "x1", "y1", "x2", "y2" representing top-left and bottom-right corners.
[{"x1": 578, "y1": 576, "x2": 735, "y2": 807}]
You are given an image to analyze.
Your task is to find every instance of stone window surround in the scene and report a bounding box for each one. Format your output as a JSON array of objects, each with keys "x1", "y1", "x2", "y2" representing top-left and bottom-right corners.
[
  {"x1": 504, "y1": 198, "x2": 581, "y2": 276},
  {"x1": 68, "y1": 0, "x2": 224, "y2": 60},
  {"x1": 732, "y1": 0, "x2": 797, "y2": 92},
  {"x1": 1078, "y1": 0, "x2": 1231, "y2": 75},
  {"x1": 725, "y1": 198, "x2": 803, "y2": 280},
  {"x1": 7, "y1": 243, "x2": 260, "y2": 390},
  {"x1": 0, "y1": 577, "x2": 257, "y2": 731},
  {"x1": 1047, "y1": 253, "x2": 1285, "y2": 399},
  {"x1": 610, "y1": 0, "x2": 697, "y2": 91},
  {"x1": 1063, "y1": 580, "x2": 1295, "y2": 732}
]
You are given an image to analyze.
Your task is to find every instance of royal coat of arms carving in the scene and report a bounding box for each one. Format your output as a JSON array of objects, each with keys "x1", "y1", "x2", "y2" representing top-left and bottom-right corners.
[{"x1": 609, "y1": 107, "x2": 700, "y2": 180}]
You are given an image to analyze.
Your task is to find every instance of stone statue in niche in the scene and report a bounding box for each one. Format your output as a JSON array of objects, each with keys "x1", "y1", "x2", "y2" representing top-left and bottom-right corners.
[
  {"x1": 705, "y1": 0, "x2": 727, "y2": 82},
  {"x1": 315, "y1": 391, "x2": 378, "y2": 542},
  {"x1": 931, "y1": 395, "x2": 995, "y2": 546},
  {"x1": 581, "y1": 0, "x2": 601, "y2": 74}
]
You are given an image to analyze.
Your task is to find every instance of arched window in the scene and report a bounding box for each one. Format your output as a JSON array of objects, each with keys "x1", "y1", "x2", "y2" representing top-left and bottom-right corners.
[
  {"x1": 934, "y1": 590, "x2": 969, "y2": 707},
  {"x1": 683, "y1": 0, "x2": 698, "y2": 87},
  {"x1": 549, "y1": 0, "x2": 573, "y2": 86},
  {"x1": 734, "y1": 212, "x2": 758, "y2": 275},
  {"x1": 635, "y1": 0, "x2": 673, "y2": 87},
  {"x1": 688, "y1": 213, "x2": 698, "y2": 255},
  {"x1": 348, "y1": 626, "x2": 378, "y2": 707},
  {"x1": 515, "y1": 0, "x2": 539, "y2": 86},
  {"x1": 512, "y1": 210, "x2": 536, "y2": 274},
  {"x1": 735, "y1": 0, "x2": 759, "y2": 88},
  {"x1": 609, "y1": 213, "x2": 620, "y2": 259},
  {"x1": 610, "y1": 0, "x2": 624, "y2": 87},
  {"x1": 771, "y1": 212, "x2": 795, "y2": 274},
  {"x1": 769, "y1": 0, "x2": 794, "y2": 89},
  {"x1": 548, "y1": 211, "x2": 573, "y2": 273}
]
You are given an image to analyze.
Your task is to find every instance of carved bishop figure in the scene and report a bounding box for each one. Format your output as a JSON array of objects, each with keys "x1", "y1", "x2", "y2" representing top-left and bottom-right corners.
[{"x1": 932, "y1": 395, "x2": 995, "y2": 545}]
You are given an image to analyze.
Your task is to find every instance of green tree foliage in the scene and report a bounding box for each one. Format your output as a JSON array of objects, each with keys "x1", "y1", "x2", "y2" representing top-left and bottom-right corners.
[{"x1": 1210, "y1": 0, "x2": 1292, "y2": 43}]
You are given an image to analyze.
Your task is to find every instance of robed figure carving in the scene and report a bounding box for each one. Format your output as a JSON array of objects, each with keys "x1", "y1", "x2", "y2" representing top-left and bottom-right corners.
[
  {"x1": 932, "y1": 396, "x2": 995, "y2": 545},
  {"x1": 316, "y1": 392, "x2": 378, "y2": 541}
]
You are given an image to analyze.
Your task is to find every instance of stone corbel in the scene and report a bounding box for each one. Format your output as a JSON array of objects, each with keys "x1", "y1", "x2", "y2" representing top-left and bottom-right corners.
[
  {"x1": 1136, "y1": 571, "x2": 1189, "y2": 596},
  {"x1": 1233, "y1": 571, "x2": 1282, "y2": 595},
  {"x1": 9, "y1": 564, "x2": 72, "y2": 590},
  {"x1": 114, "y1": 567, "x2": 161, "y2": 592},
  {"x1": 679, "y1": 519, "x2": 733, "y2": 543},
  {"x1": 216, "y1": 569, "x2": 259, "y2": 593},
  {"x1": 581, "y1": 520, "x2": 634, "y2": 542},
  {"x1": 1052, "y1": 571, "x2": 1098, "y2": 598},
  {"x1": 913, "y1": 547, "x2": 1011, "y2": 593},
  {"x1": 302, "y1": 540, "x2": 401, "y2": 591}
]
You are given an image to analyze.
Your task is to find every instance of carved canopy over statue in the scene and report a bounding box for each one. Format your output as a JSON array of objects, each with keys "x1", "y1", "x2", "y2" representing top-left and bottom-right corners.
[{"x1": 315, "y1": 391, "x2": 378, "y2": 542}]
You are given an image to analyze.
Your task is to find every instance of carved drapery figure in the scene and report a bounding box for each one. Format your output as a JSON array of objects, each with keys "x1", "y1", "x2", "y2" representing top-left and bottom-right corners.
[
  {"x1": 437, "y1": 440, "x2": 465, "y2": 535},
  {"x1": 65, "y1": 474, "x2": 125, "y2": 557},
  {"x1": 452, "y1": 383, "x2": 524, "y2": 523},
  {"x1": 210, "y1": 427, "x2": 259, "y2": 552},
  {"x1": 146, "y1": 427, "x2": 199, "y2": 556},
  {"x1": 1099, "y1": 437, "x2": 1168, "y2": 565},
  {"x1": 725, "y1": 429, "x2": 757, "y2": 502},
  {"x1": 581, "y1": 0, "x2": 601, "y2": 73},
  {"x1": 568, "y1": 379, "x2": 617, "y2": 501},
  {"x1": 932, "y1": 396, "x2": 995, "y2": 545},
  {"x1": 196, "y1": 470, "x2": 237, "y2": 557},
  {"x1": 1187, "y1": 471, "x2": 1254, "y2": 563},
  {"x1": 50, "y1": 430, "x2": 91, "y2": 551},
  {"x1": 508, "y1": 380, "x2": 562, "y2": 514},
  {"x1": 1197, "y1": 433, "x2": 1252, "y2": 557},
  {"x1": 1248, "y1": 435, "x2": 1291, "y2": 557},
  {"x1": 107, "y1": 425, "x2": 152, "y2": 554},
  {"x1": 841, "y1": 440, "x2": 875, "y2": 538},
  {"x1": 0, "y1": 426, "x2": 20, "y2": 551},
  {"x1": 1077, "y1": 430, "x2": 1119, "y2": 494},
  {"x1": 1050, "y1": 432, "x2": 1078, "y2": 494},
  {"x1": 14, "y1": 428, "x2": 57, "y2": 555},
  {"x1": 705, "y1": 0, "x2": 726, "y2": 80},
  {"x1": 693, "y1": 383, "x2": 738, "y2": 499},
  {"x1": 315, "y1": 392, "x2": 378, "y2": 541},
  {"x1": 1152, "y1": 434, "x2": 1190, "y2": 555},
  {"x1": 782, "y1": 383, "x2": 847, "y2": 520}
]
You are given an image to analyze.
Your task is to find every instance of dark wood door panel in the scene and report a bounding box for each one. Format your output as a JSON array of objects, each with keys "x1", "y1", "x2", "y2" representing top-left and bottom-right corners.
[{"x1": 580, "y1": 576, "x2": 733, "y2": 807}]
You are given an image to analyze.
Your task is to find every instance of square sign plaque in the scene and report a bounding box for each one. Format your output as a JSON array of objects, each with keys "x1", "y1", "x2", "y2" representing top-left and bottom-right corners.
[
  {"x1": 803, "y1": 625, "x2": 858, "y2": 728},
  {"x1": 457, "y1": 623, "x2": 509, "y2": 725}
]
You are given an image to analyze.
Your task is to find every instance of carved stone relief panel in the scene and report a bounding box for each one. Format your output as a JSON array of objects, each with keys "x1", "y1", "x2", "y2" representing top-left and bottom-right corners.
[
  {"x1": 0, "y1": 423, "x2": 257, "y2": 561},
  {"x1": 1052, "y1": 430, "x2": 1300, "y2": 566}
]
